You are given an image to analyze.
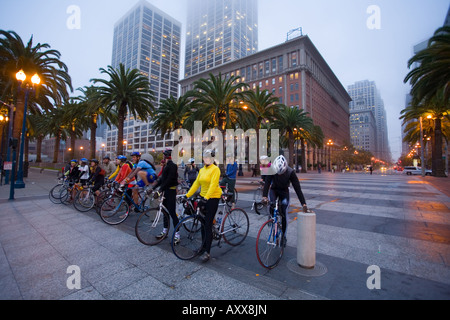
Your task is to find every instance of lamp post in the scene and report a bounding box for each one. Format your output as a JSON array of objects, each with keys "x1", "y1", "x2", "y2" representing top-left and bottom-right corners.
[
  {"x1": 14, "y1": 70, "x2": 40, "y2": 189},
  {"x1": 327, "y1": 139, "x2": 333, "y2": 172},
  {"x1": 419, "y1": 116, "x2": 425, "y2": 177}
]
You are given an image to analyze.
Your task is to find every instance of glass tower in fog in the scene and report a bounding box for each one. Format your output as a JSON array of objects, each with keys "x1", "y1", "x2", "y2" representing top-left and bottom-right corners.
[
  {"x1": 184, "y1": 0, "x2": 258, "y2": 78},
  {"x1": 107, "y1": 0, "x2": 181, "y2": 154}
]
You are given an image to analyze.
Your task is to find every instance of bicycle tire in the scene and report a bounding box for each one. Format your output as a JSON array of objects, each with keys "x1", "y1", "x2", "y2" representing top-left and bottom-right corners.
[
  {"x1": 100, "y1": 195, "x2": 129, "y2": 225},
  {"x1": 135, "y1": 208, "x2": 169, "y2": 246},
  {"x1": 73, "y1": 189, "x2": 95, "y2": 212},
  {"x1": 222, "y1": 208, "x2": 249, "y2": 246},
  {"x1": 49, "y1": 184, "x2": 65, "y2": 204},
  {"x1": 256, "y1": 219, "x2": 284, "y2": 269},
  {"x1": 59, "y1": 187, "x2": 73, "y2": 205},
  {"x1": 225, "y1": 189, "x2": 238, "y2": 207},
  {"x1": 172, "y1": 216, "x2": 205, "y2": 260}
]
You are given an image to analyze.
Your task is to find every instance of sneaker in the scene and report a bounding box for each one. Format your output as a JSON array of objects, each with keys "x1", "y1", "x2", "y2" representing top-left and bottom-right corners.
[
  {"x1": 199, "y1": 252, "x2": 210, "y2": 262},
  {"x1": 173, "y1": 235, "x2": 180, "y2": 245},
  {"x1": 156, "y1": 231, "x2": 167, "y2": 240}
]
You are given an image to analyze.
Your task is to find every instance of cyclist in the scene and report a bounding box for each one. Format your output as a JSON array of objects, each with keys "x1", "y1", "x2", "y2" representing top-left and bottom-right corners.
[
  {"x1": 88, "y1": 159, "x2": 105, "y2": 197},
  {"x1": 79, "y1": 158, "x2": 90, "y2": 185},
  {"x1": 114, "y1": 155, "x2": 133, "y2": 185},
  {"x1": 261, "y1": 155, "x2": 308, "y2": 247},
  {"x1": 107, "y1": 157, "x2": 121, "y2": 181},
  {"x1": 184, "y1": 158, "x2": 199, "y2": 187},
  {"x1": 102, "y1": 156, "x2": 117, "y2": 180},
  {"x1": 125, "y1": 153, "x2": 157, "y2": 191},
  {"x1": 148, "y1": 149, "x2": 179, "y2": 242},
  {"x1": 220, "y1": 153, "x2": 238, "y2": 208},
  {"x1": 185, "y1": 149, "x2": 222, "y2": 262},
  {"x1": 64, "y1": 159, "x2": 80, "y2": 183}
]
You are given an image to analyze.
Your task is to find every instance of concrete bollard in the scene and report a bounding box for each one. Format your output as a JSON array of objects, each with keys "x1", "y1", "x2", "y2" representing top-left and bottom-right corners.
[{"x1": 297, "y1": 210, "x2": 316, "y2": 269}]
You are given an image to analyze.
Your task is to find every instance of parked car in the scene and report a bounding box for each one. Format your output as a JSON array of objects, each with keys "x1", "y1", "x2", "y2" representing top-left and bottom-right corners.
[{"x1": 403, "y1": 166, "x2": 432, "y2": 176}]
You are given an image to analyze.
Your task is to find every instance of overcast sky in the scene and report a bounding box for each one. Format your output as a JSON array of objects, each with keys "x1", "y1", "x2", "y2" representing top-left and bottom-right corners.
[{"x1": 0, "y1": 0, "x2": 448, "y2": 160}]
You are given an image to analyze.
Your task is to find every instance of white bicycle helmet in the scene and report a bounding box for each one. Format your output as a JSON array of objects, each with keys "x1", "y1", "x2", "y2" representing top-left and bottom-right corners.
[{"x1": 273, "y1": 155, "x2": 288, "y2": 175}]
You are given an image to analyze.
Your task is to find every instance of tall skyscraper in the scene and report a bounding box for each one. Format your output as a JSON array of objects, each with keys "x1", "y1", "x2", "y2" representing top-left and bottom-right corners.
[
  {"x1": 106, "y1": 0, "x2": 181, "y2": 155},
  {"x1": 184, "y1": 0, "x2": 258, "y2": 78},
  {"x1": 348, "y1": 80, "x2": 391, "y2": 161}
]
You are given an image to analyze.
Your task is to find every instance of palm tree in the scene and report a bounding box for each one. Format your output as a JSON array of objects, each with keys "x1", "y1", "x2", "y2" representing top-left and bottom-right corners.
[
  {"x1": 36, "y1": 107, "x2": 70, "y2": 163},
  {"x1": 0, "y1": 30, "x2": 72, "y2": 143},
  {"x1": 404, "y1": 26, "x2": 450, "y2": 106},
  {"x1": 400, "y1": 89, "x2": 449, "y2": 176},
  {"x1": 301, "y1": 124, "x2": 324, "y2": 172},
  {"x1": 152, "y1": 95, "x2": 191, "y2": 137},
  {"x1": 91, "y1": 63, "x2": 155, "y2": 155},
  {"x1": 404, "y1": 26, "x2": 450, "y2": 177},
  {"x1": 274, "y1": 106, "x2": 313, "y2": 167},
  {"x1": 60, "y1": 100, "x2": 89, "y2": 160},
  {"x1": 77, "y1": 86, "x2": 116, "y2": 159},
  {"x1": 242, "y1": 87, "x2": 283, "y2": 173},
  {"x1": 186, "y1": 72, "x2": 249, "y2": 136}
]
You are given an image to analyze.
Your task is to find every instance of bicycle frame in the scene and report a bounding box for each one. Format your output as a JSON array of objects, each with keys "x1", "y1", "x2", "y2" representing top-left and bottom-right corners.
[
  {"x1": 266, "y1": 200, "x2": 282, "y2": 247},
  {"x1": 116, "y1": 185, "x2": 149, "y2": 212}
]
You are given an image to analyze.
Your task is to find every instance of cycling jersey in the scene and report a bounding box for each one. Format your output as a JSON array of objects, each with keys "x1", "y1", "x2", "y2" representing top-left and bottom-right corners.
[
  {"x1": 263, "y1": 167, "x2": 306, "y2": 206},
  {"x1": 186, "y1": 164, "x2": 222, "y2": 200}
]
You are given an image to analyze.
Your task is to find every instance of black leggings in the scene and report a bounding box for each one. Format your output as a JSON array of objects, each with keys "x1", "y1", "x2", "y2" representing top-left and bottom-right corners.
[
  {"x1": 163, "y1": 189, "x2": 179, "y2": 230},
  {"x1": 202, "y1": 198, "x2": 220, "y2": 254}
]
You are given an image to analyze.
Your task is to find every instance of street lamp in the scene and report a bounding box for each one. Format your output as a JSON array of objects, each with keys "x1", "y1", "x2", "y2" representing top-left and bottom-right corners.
[
  {"x1": 327, "y1": 139, "x2": 333, "y2": 172},
  {"x1": 14, "y1": 70, "x2": 41, "y2": 189}
]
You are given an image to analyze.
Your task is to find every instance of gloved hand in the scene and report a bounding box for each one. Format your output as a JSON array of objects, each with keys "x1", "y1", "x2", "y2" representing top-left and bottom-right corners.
[{"x1": 261, "y1": 197, "x2": 269, "y2": 206}]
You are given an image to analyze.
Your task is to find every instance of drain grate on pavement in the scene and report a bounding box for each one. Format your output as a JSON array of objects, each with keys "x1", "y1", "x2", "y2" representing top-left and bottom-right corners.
[{"x1": 287, "y1": 259, "x2": 328, "y2": 277}]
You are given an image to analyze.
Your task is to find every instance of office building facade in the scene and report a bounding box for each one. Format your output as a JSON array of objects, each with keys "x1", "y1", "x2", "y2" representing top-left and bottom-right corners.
[
  {"x1": 106, "y1": 0, "x2": 181, "y2": 155},
  {"x1": 180, "y1": 35, "x2": 351, "y2": 167},
  {"x1": 348, "y1": 80, "x2": 390, "y2": 161},
  {"x1": 184, "y1": 0, "x2": 258, "y2": 78}
]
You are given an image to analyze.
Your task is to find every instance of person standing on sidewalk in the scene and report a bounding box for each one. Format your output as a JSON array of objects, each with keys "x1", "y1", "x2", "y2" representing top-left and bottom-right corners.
[
  {"x1": 184, "y1": 158, "x2": 199, "y2": 187},
  {"x1": 185, "y1": 149, "x2": 222, "y2": 262},
  {"x1": 220, "y1": 153, "x2": 238, "y2": 207},
  {"x1": 149, "y1": 149, "x2": 179, "y2": 242}
]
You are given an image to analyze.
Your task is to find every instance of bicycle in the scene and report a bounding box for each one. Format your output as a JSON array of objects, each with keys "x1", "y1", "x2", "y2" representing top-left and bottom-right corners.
[
  {"x1": 220, "y1": 183, "x2": 238, "y2": 207},
  {"x1": 73, "y1": 185, "x2": 96, "y2": 212},
  {"x1": 255, "y1": 198, "x2": 285, "y2": 269},
  {"x1": 59, "y1": 182, "x2": 85, "y2": 205},
  {"x1": 252, "y1": 180, "x2": 269, "y2": 215},
  {"x1": 49, "y1": 177, "x2": 72, "y2": 204},
  {"x1": 171, "y1": 196, "x2": 249, "y2": 260},
  {"x1": 99, "y1": 184, "x2": 150, "y2": 225},
  {"x1": 135, "y1": 191, "x2": 171, "y2": 246}
]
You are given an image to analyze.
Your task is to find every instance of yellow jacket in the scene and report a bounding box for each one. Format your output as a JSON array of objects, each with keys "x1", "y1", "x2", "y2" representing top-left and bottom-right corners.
[{"x1": 186, "y1": 164, "x2": 222, "y2": 200}]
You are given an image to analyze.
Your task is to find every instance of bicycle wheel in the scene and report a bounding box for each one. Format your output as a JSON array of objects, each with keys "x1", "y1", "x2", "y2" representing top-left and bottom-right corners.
[
  {"x1": 172, "y1": 216, "x2": 205, "y2": 260},
  {"x1": 225, "y1": 189, "x2": 238, "y2": 207},
  {"x1": 256, "y1": 219, "x2": 284, "y2": 269},
  {"x1": 49, "y1": 184, "x2": 66, "y2": 204},
  {"x1": 59, "y1": 186, "x2": 73, "y2": 205},
  {"x1": 135, "y1": 208, "x2": 169, "y2": 246},
  {"x1": 100, "y1": 195, "x2": 129, "y2": 225},
  {"x1": 73, "y1": 189, "x2": 95, "y2": 212},
  {"x1": 222, "y1": 208, "x2": 249, "y2": 246}
]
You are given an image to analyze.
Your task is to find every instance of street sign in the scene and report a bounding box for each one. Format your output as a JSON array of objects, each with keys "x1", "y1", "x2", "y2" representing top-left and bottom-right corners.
[{"x1": 3, "y1": 162, "x2": 12, "y2": 170}]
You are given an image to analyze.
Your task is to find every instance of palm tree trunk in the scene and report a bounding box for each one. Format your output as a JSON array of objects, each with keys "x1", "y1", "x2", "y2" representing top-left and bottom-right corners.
[
  {"x1": 53, "y1": 133, "x2": 61, "y2": 163},
  {"x1": 433, "y1": 118, "x2": 446, "y2": 177},
  {"x1": 300, "y1": 138, "x2": 307, "y2": 173},
  {"x1": 70, "y1": 131, "x2": 76, "y2": 160},
  {"x1": 117, "y1": 107, "x2": 126, "y2": 155},
  {"x1": 288, "y1": 131, "x2": 294, "y2": 167},
  {"x1": 90, "y1": 115, "x2": 97, "y2": 159},
  {"x1": 36, "y1": 135, "x2": 43, "y2": 163}
]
